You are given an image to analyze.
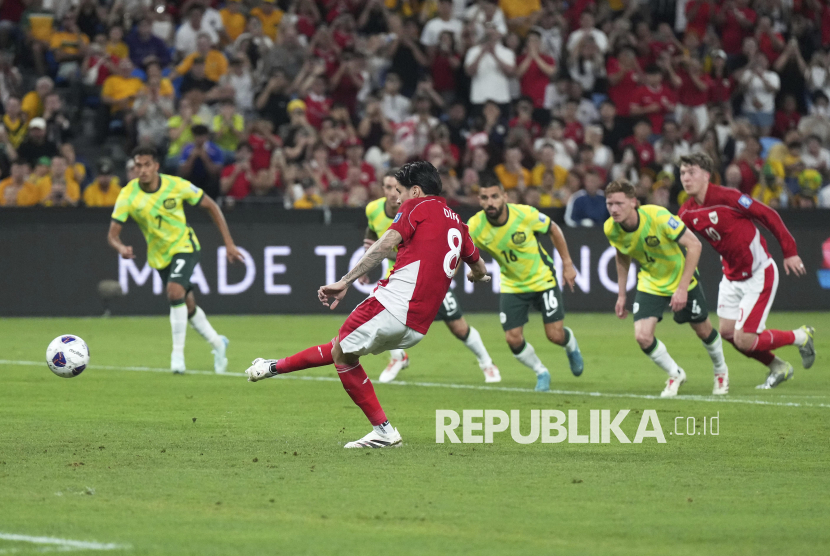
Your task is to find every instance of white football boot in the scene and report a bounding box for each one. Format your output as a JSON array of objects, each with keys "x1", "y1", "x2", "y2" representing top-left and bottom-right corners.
[
  {"x1": 660, "y1": 368, "x2": 687, "y2": 398},
  {"x1": 344, "y1": 427, "x2": 403, "y2": 448},
  {"x1": 798, "y1": 326, "x2": 816, "y2": 369},
  {"x1": 378, "y1": 353, "x2": 409, "y2": 383},
  {"x1": 213, "y1": 336, "x2": 229, "y2": 374},
  {"x1": 756, "y1": 358, "x2": 794, "y2": 389},
  {"x1": 481, "y1": 364, "x2": 502, "y2": 383},
  {"x1": 171, "y1": 352, "x2": 186, "y2": 375},
  {"x1": 245, "y1": 358, "x2": 279, "y2": 382},
  {"x1": 713, "y1": 373, "x2": 729, "y2": 395}
]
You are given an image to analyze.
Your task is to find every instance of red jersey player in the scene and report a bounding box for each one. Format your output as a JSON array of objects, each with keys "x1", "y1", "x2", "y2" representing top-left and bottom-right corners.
[
  {"x1": 244, "y1": 161, "x2": 491, "y2": 447},
  {"x1": 677, "y1": 153, "x2": 816, "y2": 390}
]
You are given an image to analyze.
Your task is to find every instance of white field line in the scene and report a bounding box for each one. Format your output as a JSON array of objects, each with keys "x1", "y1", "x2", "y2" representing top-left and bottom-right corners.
[
  {"x1": 1, "y1": 359, "x2": 829, "y2": 409},
  {"x1": 0, "y1": 532, "x2": 129, "y2": 552}
]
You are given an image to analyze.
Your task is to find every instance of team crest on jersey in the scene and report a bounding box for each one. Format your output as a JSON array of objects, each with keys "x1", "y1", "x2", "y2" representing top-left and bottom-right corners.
[
  {"x1": 645, "y1": 235, "x2": 660, "y2": 247},
  {"x1": 511, "y1": 232, "x2": 527, "y2": 245},
  {"x1": 393, "y1": 213, "x2": 402, "y2": 223},
  {"x1": 163, "y1": 198, "x2": 176, "y2": 209},
  {"x1": 708, "y1": 211, "x2": 718, "y2": 224},
  {"x1": 667, "y1": 217, "x2": 679, "y2": 229},
  {"x1": 739, "y1": 194, "x2": 753, "y2": 208}
]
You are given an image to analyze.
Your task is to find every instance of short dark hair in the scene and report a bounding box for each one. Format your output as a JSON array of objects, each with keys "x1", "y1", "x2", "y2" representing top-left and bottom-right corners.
[
  {"x1": 191, "y1": 124, "x2": 210, "y2": 136},
  {"x1": 679, "y1": 152, "x2": 714, "y2": 175},
  {"x1": 132, "y1": 145, "x2": 159, "y2": 161},
  {"x1": 236, "y1": 141, "x2": 252, "y2": 151},
  {"x1": 479, "y1": 171, "x2": 503, "y2": 190},
  {"x1": 395, "y1": 161, "x2": 442, "y2": 195}
]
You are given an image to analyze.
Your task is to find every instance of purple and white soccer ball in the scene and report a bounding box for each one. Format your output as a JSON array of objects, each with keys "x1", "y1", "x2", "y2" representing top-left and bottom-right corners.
[{"x1": 46, "y1": 335, "x2": 90, "y2": 378}]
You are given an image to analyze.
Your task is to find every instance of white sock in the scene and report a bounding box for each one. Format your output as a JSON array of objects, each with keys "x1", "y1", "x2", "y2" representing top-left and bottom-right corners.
[
  {"x1": 389, "y1": 349, "x2": 405, "y2": 361},
  {"x1": 769, "y1": 355, "x2": 786, "y2": 370},
  {"x1": 189, "y1": 306, "x2": 223, "y2": 350},
  {"x1": 702, "y1": 332, "x2": 728, "y2": 373},
  {"x1": 793, "y1": 328, "x2": 807, "y2": 345},
  {"x1": 514, "y1": 342, "x2": 547, "y2": 376},
  {"x1": 373, "y1": 420, "x2": 393, "y2": 436},
  {"x1": 170, "y1": 303, "x2": 188, "y2": 356},
  {"x1": 563, "y1": 327, "x2": 578, "y2": 353},
  {"x1": 463, "y1": 326, "x2": 493, "y2": 367},
  {"x1": 645, "y1": 339, "x2": 680, "y2": 377}
]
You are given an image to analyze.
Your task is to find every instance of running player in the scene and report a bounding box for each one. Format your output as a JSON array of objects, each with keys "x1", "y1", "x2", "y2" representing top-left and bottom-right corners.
[
  {"x1": 245, "y1": 161, "x2": 490, "y2": 448},
  {"x1": 468, "y1": 177, "x2": 584, "y2": 392},
  {"x1": 604, "y1": 180, "x2": 729, "y2": 396},
  {"x1": 362, "y1": 170, "x2": 501, "y2": 384},
  {"x1": 108, "y1": 146, "x2": 245, "y2": 374},
  {"x1": 678, "y1": 153, "x2": 816, "y2": 389}
]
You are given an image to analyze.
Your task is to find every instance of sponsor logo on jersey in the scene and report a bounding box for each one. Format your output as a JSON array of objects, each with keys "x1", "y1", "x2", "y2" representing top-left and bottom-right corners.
[
  {"x1": 163, "y1": 198, "x2": 176, "y2": 209},
  {"x1": 190, "y1": 184, "x2": 200, "y2": 195},
  {"x1": 511, "y1": 231, "x2": 527, "y2": 245},
  {"x1": 739, "y1": 194, "x2": 753, "y2": 209},
  {"x1": 393, "y1": 213, "x2": 402, "y2": 223},
  {"x1": 667, "y1": 217, "x2": 680, "y2": 229},
  {"x1": 539, "y1": 214, "x2": 546, "y2": 223},
  {"x1": 645, "y1": 235, "x2": 660, "y2": 247},
  {"x1": 708, "y1": 211, "x2": 718, "y2": 224}
]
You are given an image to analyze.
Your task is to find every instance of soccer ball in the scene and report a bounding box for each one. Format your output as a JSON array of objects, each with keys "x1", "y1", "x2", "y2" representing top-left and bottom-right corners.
[{"x1": 46, "y1": 335, "x2": 90, "y2": 378}]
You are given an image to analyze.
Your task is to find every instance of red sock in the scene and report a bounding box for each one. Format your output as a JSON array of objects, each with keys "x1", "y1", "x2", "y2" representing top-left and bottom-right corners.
[
  {"x1": 275, "y1": 341, "x2": 334, "y2": 374},
  {"x1": 336, "y1": 362, "x2": 387, "y2": 426},
  {"x1": 751, "y1": 330, "x2": 796, "y2": 352},
  {"x1": 725, "y1": 336, "x2": 775, "y2": 366}
]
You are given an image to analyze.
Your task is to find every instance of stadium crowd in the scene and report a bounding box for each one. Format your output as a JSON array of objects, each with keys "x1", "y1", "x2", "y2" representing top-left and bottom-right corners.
[{"x1": 0, "y1": 0, "x2": 830, "y2": 224}]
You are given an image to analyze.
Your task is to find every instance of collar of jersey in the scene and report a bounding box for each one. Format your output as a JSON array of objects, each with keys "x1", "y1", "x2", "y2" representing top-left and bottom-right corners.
[{"x1": 619, "y1": 208, "x2": 641, "y2": 234}]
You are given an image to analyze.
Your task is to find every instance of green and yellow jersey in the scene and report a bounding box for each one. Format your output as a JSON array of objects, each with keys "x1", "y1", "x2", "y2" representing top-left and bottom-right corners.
[
  {"x1": 365, "y1": 197, "x2": 397, "y2": 276},
  {"x1": 604, "y1": 205, "x2": 696, "y2": 296},
  {"x1": 468, "y1": 204, "x2": 557, "y2": 293},
  {"x1": 111, "y1": 174, "x2": 204, "y2": 269}
]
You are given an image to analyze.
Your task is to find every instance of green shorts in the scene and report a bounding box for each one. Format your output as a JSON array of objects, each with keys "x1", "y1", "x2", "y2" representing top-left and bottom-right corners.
[
  {"x1": 499, "y1": 286, "x2": 565, "y2": 331},
  {"x1": 633, "y1": 283, "x2": 709, "y2": 324},
  {"x1": 435, "y1": 290, "x2": 463, "y2": 322},
  {"x1": 157, "y1": 250, "x2": 201, "y2": 293}
]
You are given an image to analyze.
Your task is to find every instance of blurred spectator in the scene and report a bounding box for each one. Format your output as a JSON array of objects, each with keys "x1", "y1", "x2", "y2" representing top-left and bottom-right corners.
[
  {"x1": 134, "y1": 72, "x2": 174, "y2": 149},
  {"x1": 464, "y1": 23, "x2": 514, "y2": 111},
  {"x1": 176, "y1": 32, "x2": 228, "y2": 84},
  {"x1": 220, "y1": 142, "x2": 255, "y2": 200},
  {"x1": 421, "y1": 0, "x2": 462, "y2": 50},
  {"x1": 564, "y1": 171, "x2": 608, "y2": 228},
  {"x1": 379, "y1": 72, "x2": 411, "y2": 124},
  {"x1": 82, "y1": 34, "x2": 118, "y2": 90},
  {"x1": 0, "y1": 51, "x2": 22, "y2": 106},
  {"x1": 16, "y1": 118, "x2": 58, "y2": 166},
  {"x1": 21, "y1": 77, "x2": 53, "y2": 121},
  {"x1": 388, "y1": 16, "x2": 429, "y2": 97},
  {"x1": 98, "y1": 58, "x2": 142, "y2": 143},
  {"x1": 739, "y1": 53, "x2": 780, "y2": 136},
  {"x1": 724, "y1": 164, "x2": 743, "y2": 190},
  {"x1": 3, "y1": 96, "x2": 27, "y2": 149},
  {"x1": 43, "y1": 93, "x2": 73, "y2": 145},
  {"x1": 494, "y1": 145, "x2": 529, "y2": 190},
  {"x1": 429, "y1": 31, "x2": 461, "y2": 105},
  {"x1": 261, "y1": 22, "x2": 302, "y2": 82},
  {"x1": 38, "y1": 155, "x2": 80, "y2": 207},
  {"x1": 82, "y1": 158, "x2": 121, "y2": 207},
  {"x1": 517, "y1": 30, "x2": 555, "y2": 113},
  {"x1": 0, "y1": 160, "x2": 33, "y2": 207},
  {"x1": 251, "y1": 0, "x2": 284, "y2": 41},
  {"x1": 220, "y1": 55, "x2": 254, "y2": 115},
  {"x1": 293, "y1": 177, "x2": 324, "y2": 209},
  {"x1": 752, "y1": 161, "x2": 786, "y2": 208},
  {"x1": 106, "y1": 25, "x2": 128, "y2": 60},
  {"x1": 212, "y1": 99, "x2": 246, "y2": 154},
  {"x1": 336, "y1": 137, "x2": 376, "y2": 187},
  {"x1": 255, "y1": 70, "x2": 291, "y2": 131},
  {"x1": 774, "y1": 94, "x2": 802, "y2": 139},
  {"x1": 358, "y1": 96, "x2": 394, "y2": 150},
  {"x1": 247, "y1": 119, "x2": 281, "y2": 171},
  {"x1": 127, "y1": 18, "x2": 171, "y2": 69},
  {"x1": 802, "y1": 135, "x2": 830, "y2": 181},
  {"x1": 22, "y1": 2, "x2": 55, "y2": 76},
  {"x1": 176, "y1": 5, "x2": 218, "y2": 58},
  {"x1": 219, "y1": 0, "x2": 247, "y2": 43},
  {"x1": 465, "y1": 0, "x2": 507, "y2": 42},
  {"x1": 620, "y1": 120, "x2": 655, "y2": 171},
  {"x1": 179, "y1": 124, "x2": 223, "y2": 197},
  {"x1": 60, "y1": 143, "x2": 85, "y2": 185},
  {"x1": 166, "y1": 98, "x2": 204, "y2": 168}
]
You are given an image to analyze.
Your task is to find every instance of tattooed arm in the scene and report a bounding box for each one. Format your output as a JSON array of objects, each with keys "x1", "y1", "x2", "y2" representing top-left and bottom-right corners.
[{"x1": 318, "y1": 229, "x2": 402, "y2": 310}]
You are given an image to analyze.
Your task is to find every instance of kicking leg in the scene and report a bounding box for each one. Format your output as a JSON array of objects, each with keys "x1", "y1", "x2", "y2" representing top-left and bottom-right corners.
[
  {"x1": 506, "y1": 327, "x2": 550, "y2": 392},
  {"x1": 690, "y1": 319, "x2": 729, "y2": 395},
  {"x1": 167, "y1": 282, "x2": 188, "y2": 374},
  {"x1": 544, "y1": 320, "x2": 583, "y2": 376},
  {"x1": 634, "y1": 317, "x2": 686, "y2": 397},
  {"x1": 447, "y1": 317, "x2": 500, "y2": 383}
]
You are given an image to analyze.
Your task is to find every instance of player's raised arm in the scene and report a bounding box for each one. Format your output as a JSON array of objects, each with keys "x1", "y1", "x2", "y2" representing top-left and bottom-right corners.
[
  {"x1": 614, "y1": 250, "x2": 630, "y2": 319},
  {"x1": 548, "y1": 221, "x2": 576, "y2": 292},
  {"x1": 107, "y1": 220, "x2": 134, "y2": 260},
  {"x1": 318, "y1": 229, "x2": 403, "y2": 309},
  {"x1": 739, "y1": 194, "x2": 804, "y2": 275},
  {"x1": 670, "y1": 230, "x2": 702, "y2": 312},
  {"x1": 199, "y1": 194, "x2": 244, "y2": 264}
]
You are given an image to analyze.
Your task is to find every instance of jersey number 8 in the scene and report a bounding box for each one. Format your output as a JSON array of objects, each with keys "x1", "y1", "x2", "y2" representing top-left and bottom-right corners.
[{"x1": 443, "y1": 229, "x2": 462, "y2": 278}]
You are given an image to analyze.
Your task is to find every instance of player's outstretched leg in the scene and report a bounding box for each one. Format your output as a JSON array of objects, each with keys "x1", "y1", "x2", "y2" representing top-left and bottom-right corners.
[
  {"x1": 188, "y1": 305, "x2": 229, "y2": 373},
  {"x1": 245, "y1": 341, "x2": 335, "y2": 381},
  {"x1": 447, "y1": 318, "x2": 500, "y2": 383},
  {"x1": 720, "y1": 320, "x2": 793, "y2": 390},
  {"x1": 746, "y1": 326, "x2": 816, "y2": 369},
  {"x1": 338, "y1": 361, "x2": 401, "y2": 448},
  {"x1": 506, "y1": 328, "x2": 550, "y2": 391},
  {"x1": 635, "y1": 319, "x2": 686, "y2": 397},
  {"x1": 379, "y1": 349, "x2": 409, "y2": 383},
  {"x1": 690, "y1": 321, "x2": 729, "y2": 395}
]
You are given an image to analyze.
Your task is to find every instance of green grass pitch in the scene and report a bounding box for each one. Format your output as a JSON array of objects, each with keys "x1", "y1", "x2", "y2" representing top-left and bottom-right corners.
[{"x1": 1, "y1": 312, "x2": 828, "y2": 555}]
